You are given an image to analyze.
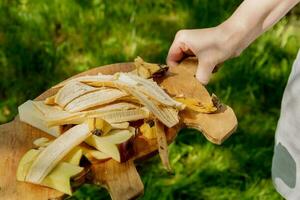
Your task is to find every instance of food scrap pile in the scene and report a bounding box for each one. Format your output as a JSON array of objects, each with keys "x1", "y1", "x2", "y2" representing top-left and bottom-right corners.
[{"x1": 17, "y1": 57, "x2": 218, "y2": 195}]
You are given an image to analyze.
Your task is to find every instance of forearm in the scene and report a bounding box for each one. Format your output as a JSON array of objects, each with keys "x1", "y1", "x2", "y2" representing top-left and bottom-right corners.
[{"x1": 219, "y1": 0, "x2": 300, "y2": 56}]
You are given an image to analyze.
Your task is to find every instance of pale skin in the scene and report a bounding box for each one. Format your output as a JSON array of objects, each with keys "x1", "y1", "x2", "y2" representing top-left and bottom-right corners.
[{"x1": 167, "y1": 0, "x2": 300, "y2": 85}]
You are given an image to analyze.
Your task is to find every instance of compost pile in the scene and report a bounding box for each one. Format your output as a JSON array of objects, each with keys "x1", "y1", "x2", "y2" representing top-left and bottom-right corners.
[{"x1": 17, "y1": 57, "x2": 217, "y2": 195}]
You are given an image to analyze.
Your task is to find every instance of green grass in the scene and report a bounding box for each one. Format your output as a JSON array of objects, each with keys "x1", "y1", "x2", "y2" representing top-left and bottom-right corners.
[{"x1": 1, "y1": 0, "x2": 300, "y2": 199}]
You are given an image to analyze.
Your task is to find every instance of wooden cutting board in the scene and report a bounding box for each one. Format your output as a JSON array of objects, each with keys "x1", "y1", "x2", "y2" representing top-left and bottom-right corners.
[{"x1": 0, "y1": 58, "x2": 237, "y2": 200}]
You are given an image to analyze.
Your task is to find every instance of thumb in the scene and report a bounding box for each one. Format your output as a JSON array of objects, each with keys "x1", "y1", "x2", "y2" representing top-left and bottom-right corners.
[{"x1": 195, "y1": 60, "x2": 215, "y2": 85}]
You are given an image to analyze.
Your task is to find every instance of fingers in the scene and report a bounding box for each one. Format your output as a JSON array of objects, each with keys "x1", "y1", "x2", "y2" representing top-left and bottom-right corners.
[
  {"x1": 166, "y1": 31, "x2": 195, "y2": 67},
  {"x1": 167, "y1": 29, "x2": 224, "y2": 85},
  {"x1": 196, "y1": 60, "x2": 215, "y2": 85},
  {"x1": 166, "y1": 41, "x2": 185, "y2": 67}
]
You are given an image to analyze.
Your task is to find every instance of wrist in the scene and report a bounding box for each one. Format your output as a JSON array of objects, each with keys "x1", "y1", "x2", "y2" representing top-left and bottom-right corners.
[{"x1": 217, "y1": 18, "x2": 251, "y2": 57}]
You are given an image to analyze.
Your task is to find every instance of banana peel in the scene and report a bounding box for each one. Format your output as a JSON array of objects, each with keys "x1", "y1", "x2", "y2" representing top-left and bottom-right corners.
[
  {"x1": 55, "y1": 81, "x2": 99, "y2": 108},
  {"x1": 42, "y1": 162, "x2": 83, "y2": 195},
  {"x1": 174, "y1": 97, "x2": 217, "y2": 113},
  {"x1": 155, "y1": 120, "x2": 172, "y2": 172},
  {"x1": 17, "y1": 147, "x2": 85, "y2": 195},
  {"x1": 25, "y1": 123, "x2": 91, "y2": 184},
  {"x1": 139, "y1": 121, "x2": 156, "y2": 139},
  {"x1": 134, "y1": 56, "x2": 168, "y2": 79},
  {"x1": 17, "y1": 56, "x2": 225, "y2": 196},
  {"x1": 65, "y1": 88, "x2": 128, "y2": 112}
]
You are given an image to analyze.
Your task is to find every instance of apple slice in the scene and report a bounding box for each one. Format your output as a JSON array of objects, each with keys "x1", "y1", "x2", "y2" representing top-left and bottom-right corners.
[{"x1": 31, "y1": 138, "x2": 83, "y2": 166}]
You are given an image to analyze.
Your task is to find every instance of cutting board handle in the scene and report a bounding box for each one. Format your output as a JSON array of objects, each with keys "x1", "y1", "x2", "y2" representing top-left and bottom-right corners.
[
  {"x1": 91, "y1": 160, "x2": 144, "y2": 200},
  {"x1": 162, "y1": 58, "x2": 238, "y2": 144}
]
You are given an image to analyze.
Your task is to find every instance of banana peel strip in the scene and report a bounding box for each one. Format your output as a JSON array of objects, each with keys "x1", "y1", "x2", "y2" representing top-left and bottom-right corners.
[
  {"x1": 126, "y1": 73, "x2": 183, "y2": 108},
  {"x1": 25, "y1": 123, "x2": 91, "y2": 184},
  {"x1": 174, "y1": 97, "x2": 217, "y2": 113},
  {"x1": 55, "y1": 81, "x2": 100, "y2": 108},
  {"x1": 31, "y1": 139, "x2": 112, "y2": 162},
  {"x1": 33, "y1": 101, "x2": 85, "y2": 126},
  {"x1": 118, "y1": 73, "x2": 183, "y2": 109},
  {"x1": 83, "y1": 74, "x2": 183, "y2": 110},
  {"x1": 33, "y1": 101, "x2": 81, "y2": 120},
  {"x1": 118, "y1": 96, "x2": 141, "y2": 105},
  {"x1": 89, "y1": 108, "x2": 149, "y2": 124},
  {"x1": 46, "y1": 113, "x2": 86, "y2": 127},
  {"x1": 65, "y1": 88, "x2": 128, "y2": 112},
  {"x1": 83, "y1": 78, "x2": 180, "y2": 127},
  {"x1": 33, "y1": 101, "x2": 63, "y2": 114},
  {"x1": 111, "y1": 122, "x2": 129, "y2": 129},
  {"x1": 53, "y1": 74, "x2": 115, "y2": 89},
  {"x1": 46, "y1": 107, "x2": 149, "y2": 126},
  {"x1": 83, "y1": 102, "x2": 139, "y2": 114},
  {"x1": 155, "y1": 120, "x2": 172, "y2": 172},
  {"x1": 127, "y1": 88, "x2": 179, "y2": 128},
  {"x1": 18, "y1": 101, "x2": 63, "y2": 137}
]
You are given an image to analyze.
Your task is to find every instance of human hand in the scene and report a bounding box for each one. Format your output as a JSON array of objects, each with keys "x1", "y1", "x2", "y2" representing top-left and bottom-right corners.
[
  {"x1": 166, "y1": 27, "x2": 240, "y2": 85},
  {"x1": 167, "y1": 0, "x2": 300, "y2": 85}
]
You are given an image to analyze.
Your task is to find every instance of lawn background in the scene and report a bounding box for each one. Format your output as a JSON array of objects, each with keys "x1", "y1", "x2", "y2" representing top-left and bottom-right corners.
[{"x1": 0, "y1": 0, "x2": 300, "y2": 199}]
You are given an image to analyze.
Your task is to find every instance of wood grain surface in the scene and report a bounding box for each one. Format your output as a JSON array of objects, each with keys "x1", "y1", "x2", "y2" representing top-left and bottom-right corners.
[{"x1": 0, "y1": 59, "x2": 237, "y2": 200}]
